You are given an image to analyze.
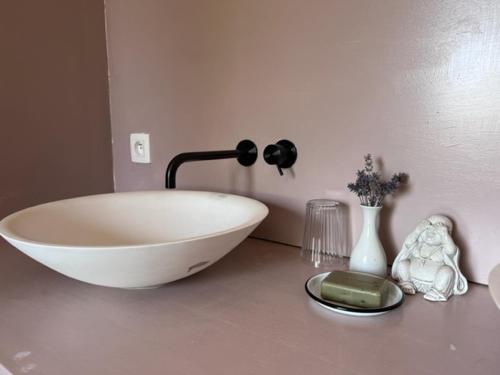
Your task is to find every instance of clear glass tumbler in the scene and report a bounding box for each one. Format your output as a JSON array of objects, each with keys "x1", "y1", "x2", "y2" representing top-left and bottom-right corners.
[{"x1": 301, "y1": 199, "x2": 349, "y2": 268}]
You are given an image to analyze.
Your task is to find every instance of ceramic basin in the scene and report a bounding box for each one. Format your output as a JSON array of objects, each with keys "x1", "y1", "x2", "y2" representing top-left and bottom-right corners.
[{"x1": 0, "y1": 191, "x2": 268, "y2": 288}]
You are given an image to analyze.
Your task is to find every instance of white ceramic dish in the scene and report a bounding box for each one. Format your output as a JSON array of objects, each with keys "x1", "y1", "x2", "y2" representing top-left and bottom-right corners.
[
  {"x1": 0, "y1": 190, "x2": 268, "y2": 289},
  {"x1": 488, "y1": 263, "x2": 500, "y2": 310},
  {"x1": 305, "y1": 272, "x2": 404, "y2": 317}
]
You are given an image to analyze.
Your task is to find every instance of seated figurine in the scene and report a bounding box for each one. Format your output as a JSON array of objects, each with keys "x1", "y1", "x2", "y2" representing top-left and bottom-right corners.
[{"x1": 391, "y1": 215, "x2": 468, "y2": 301}]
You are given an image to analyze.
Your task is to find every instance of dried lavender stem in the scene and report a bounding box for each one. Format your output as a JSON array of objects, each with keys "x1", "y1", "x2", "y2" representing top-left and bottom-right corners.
[{"x1": 347, "y1": 154, "x2": 408, "y2": 207}]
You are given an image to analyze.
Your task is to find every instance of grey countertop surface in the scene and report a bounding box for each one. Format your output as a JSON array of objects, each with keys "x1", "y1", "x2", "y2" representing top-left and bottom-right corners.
[{"x1": 0, "y1": 238, "x2": 499, "y2": 375}]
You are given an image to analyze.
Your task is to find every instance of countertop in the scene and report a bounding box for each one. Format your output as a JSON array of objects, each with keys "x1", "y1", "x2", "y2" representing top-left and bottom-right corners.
[{"x1": 0, "y1": 238, "x2": 499, "y2": 375}]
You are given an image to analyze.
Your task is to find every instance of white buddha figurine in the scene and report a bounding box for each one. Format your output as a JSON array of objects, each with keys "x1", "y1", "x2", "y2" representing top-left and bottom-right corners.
[{"x1": 391, "y1": 215, "x2": 468, "y2": 301}]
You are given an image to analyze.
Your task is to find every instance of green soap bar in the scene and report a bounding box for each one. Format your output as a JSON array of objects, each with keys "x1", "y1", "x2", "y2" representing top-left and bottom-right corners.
[{"x1": 320, "y1": 271, "x2": 388, "y2": 308}]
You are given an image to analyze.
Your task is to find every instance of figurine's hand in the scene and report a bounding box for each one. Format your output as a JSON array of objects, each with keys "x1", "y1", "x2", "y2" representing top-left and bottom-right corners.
[
  {"x1": 417, "y1": 219, "x2": 430, "y2": 230},
  {"x1": 435, "y1": 223, "x2": 449, "y2": 236},
  {"x1": 404, "y1": 219, "x2": 430, "y2": 248},
  {"x1": 416, "y1": 219, "x2": 430, "y2": 234}
]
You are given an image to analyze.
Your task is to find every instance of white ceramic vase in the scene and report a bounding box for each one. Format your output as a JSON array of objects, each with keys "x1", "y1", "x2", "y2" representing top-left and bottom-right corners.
[{"x1": 349, "y1": 205, "x2": 387, "y2": 277}]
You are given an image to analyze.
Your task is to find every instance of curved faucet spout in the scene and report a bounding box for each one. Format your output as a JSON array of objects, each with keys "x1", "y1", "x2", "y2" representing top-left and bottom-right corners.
[{"x1": 165, "y1": 140, "x2": 257, "y2": 189}]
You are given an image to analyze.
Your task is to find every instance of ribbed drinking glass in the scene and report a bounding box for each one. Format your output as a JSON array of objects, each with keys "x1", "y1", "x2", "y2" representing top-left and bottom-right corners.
[{"x1": 301, "y1": 199, "x2": 348, "y2": 268}]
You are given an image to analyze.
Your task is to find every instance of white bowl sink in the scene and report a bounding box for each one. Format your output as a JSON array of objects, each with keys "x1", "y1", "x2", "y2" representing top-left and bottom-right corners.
[{"x1": 0, "y1": 191, "x2": 268, "y2": 288}]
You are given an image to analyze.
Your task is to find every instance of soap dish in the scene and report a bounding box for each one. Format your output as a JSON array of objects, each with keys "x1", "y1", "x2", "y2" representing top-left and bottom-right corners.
[{"x1": 305, "y1": 272, "x2": 404, "y2": 317}]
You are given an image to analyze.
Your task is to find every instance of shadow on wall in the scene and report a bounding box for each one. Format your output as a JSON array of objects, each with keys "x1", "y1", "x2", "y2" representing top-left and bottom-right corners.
[
  {"x1": 379, "y1": 201, "x2": 397, "y2": 262},
  {"x1": 338, "y1": 201, "x2": 353, "y2": 255},
  {"x1": 178, "y1": 161, "x2": 255, "y2": 193},
  {"x1": 452, "y1": 223, "x2": 472, "y2": 281},
  {"x1": 230, "y1": 167, "x2": 255, "y2": 195},
  {"x1": 252, "y1": 199, "x2": 304, "y2": 247},
  {"x1": 253, "y1": 196, "x2": 354, "y2": 255}
]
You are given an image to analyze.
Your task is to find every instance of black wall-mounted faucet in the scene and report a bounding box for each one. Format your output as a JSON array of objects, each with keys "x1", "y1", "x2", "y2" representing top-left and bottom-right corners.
[
  {"x1": 165, "y1": 140, "x2": 257, "y2": 189},
  {"x1": 263, "y1": 140, "x2": 297, "y2": 176}
]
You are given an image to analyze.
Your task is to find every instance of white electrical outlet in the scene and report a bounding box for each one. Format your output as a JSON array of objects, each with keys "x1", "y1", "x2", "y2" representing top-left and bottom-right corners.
[{"x1": 130, "y1": 133, "x2": 151, "y2": 163}]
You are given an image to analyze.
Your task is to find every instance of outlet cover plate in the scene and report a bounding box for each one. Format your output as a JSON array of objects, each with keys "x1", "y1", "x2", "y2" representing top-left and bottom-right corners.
[{"x1": 130, "y1": 133, "x2": 151, "y2": 163}]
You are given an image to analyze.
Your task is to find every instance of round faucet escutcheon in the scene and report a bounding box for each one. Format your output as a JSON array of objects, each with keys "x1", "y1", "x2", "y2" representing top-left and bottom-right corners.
[{"x1": 236, "y1": 139, "x2": 258, "y2": 166}]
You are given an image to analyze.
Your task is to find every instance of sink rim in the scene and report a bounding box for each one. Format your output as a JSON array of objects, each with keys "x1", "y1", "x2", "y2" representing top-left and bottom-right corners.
[{"x1": 0, "y1": 190, "x2": 269, "y2": 250}]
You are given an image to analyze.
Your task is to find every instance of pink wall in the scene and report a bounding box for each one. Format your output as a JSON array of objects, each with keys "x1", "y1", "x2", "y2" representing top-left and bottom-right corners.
[
  {"x1": 106, "y1": 0, "x2": 500, "y2": 284},
  {"x1": 0, "y1": 1, "x2": 114, "y2": 217}
]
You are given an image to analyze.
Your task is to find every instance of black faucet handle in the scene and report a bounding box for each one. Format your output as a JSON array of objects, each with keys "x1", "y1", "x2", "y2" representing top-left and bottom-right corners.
[
  {"x1": 263, "y1": 140, "x2": 297, "y2": 175},
  {"x1": 263, "y1": 144, "x2": 287, "y2": 175}
]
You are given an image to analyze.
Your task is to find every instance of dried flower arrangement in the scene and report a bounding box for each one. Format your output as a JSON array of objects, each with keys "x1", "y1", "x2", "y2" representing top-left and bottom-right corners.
[{"x1": 347, "y1": 154, "x2": 408, "y2": 207}]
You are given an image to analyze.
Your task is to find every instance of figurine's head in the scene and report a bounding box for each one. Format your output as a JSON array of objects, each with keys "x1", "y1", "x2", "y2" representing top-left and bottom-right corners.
[{"x1": 421, "y1": 215, "x2": 453, "y2": 246}]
